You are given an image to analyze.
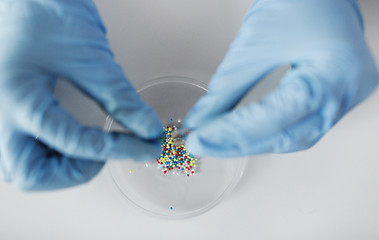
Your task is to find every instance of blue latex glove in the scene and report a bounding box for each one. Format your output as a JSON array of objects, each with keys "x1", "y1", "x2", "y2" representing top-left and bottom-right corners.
[
  {"x1": 0, "y1": 0, "x2": 162, "y2": 190},
  {"x1": 185, "y1": 0, "x2": 379, "y2": 158}
]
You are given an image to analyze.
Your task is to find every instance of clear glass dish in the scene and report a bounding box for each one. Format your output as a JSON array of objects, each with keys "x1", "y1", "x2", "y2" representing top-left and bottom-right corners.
[{"x1": 105, "y1": 76, "x2": 247, "y2": 219}]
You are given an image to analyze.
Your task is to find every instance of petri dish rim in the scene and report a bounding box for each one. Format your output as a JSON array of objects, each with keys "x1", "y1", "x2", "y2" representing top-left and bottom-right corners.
[
  {"x1": 105, "y1": 76, "x2": 247, "y2": 219},
  {"x1": 136, "y1": 75, "x2": 208, "y2": 93}
]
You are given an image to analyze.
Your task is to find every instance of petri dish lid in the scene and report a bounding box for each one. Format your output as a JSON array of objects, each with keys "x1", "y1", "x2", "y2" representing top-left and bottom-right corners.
[{"x1": 105, "y1": 76, "x2": 247, "y2": 219}]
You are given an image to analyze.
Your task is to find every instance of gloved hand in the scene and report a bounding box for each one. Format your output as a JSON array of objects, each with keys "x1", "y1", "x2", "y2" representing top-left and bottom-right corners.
[
  {"x1": 0, "y1": 0, "x2": 162, "y2": 190},
  {"x1": 185, "y1": 0, "x2": 379, "y2": 158}
]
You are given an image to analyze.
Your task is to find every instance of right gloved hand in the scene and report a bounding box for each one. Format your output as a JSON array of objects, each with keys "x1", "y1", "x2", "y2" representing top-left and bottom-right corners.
[
  {"x1": 0, "y1": 0, "x2": 162, "y2": 190},
  {"x1": 185, "y1": 0, "x2": 378, "y2": 158}
]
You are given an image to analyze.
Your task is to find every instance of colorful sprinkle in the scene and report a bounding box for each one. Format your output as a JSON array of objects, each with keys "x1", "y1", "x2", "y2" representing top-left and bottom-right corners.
[
  {"x1": 156, "y1": 121, "x2": 198, "y2": 177},
  {"x1": 129, "y1": 170, "x2": 133, "y2": 174}
]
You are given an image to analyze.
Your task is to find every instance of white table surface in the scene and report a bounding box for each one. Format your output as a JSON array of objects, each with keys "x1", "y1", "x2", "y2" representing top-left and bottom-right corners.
[{"x1": 1, "y1": 1, "x2": 379, "y2": 239}]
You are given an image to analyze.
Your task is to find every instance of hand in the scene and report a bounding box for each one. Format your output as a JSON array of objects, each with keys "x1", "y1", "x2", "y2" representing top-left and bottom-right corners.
[
  {"x1": 185, "y1": 0, "x2": 379, "y2": 158},
  {"x1": 0, "y1": 0, "x2": 162, "y2": 190}
]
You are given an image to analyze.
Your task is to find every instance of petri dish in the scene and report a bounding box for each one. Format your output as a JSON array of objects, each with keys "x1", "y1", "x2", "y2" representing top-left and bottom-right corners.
[{"x1": 105, "y1": 76, "x2": 247, "y2": 219}]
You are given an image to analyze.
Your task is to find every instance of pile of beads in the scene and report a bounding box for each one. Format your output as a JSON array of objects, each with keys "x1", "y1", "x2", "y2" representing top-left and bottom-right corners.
[{"x1": 157, "y1": 124, "x2": 198, "y2": 177}]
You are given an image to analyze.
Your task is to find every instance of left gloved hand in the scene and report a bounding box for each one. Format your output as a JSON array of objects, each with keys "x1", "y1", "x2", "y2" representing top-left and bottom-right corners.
[
  {"x1": 0, "y1": 0, "x2": 162, "y2": 190},
  {"x1": 185, "y1": 0, "x2": 379, "y2": 158}
]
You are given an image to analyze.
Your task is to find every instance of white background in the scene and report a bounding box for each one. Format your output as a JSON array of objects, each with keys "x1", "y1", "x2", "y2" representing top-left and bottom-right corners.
[{"x1": 1, "y1": 0, "x2": 379, "y2": 239}]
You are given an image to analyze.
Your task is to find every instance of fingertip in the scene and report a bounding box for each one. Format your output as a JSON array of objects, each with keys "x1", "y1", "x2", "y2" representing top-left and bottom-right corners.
[
  {"x1": 183, "y1": 113, "x2": 197, "y2": 130},
  {"x1": 186, "y1": 131, "x2": 235, "y2": 158},
  {"x1": 133, "y1": 139, "x2": 162, "y2": 161},
  {"x1": 107, "y1": 133, "x2": 162, "y2": 161},
  {"x1": 186, "y1": 117, "x2": 252, "y2": 158},
  {"x1": 185, "y1": 92, "x2": 233, "y2": 130},
  {"x1": 142, "y1": 113, "x2": 164, "y2": 140},
  {"x1": 185, "y1": 132, "x2": 205, "y2": 157},
  {"x1": 116, "y1": 104, "x2": 163, "y2": 140},
  {"x1": 132, "y1": 149, "x2": 161, "y2": 162},
  {"x1": 132, "y1": 117, "x2": 163, "y2": 140},
  {"x1": 184, "y1": 99, "x2": 210, "y2": 129},
  {"x1": 186, "y1": 125, "x2": 228, "y2": 158}
]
